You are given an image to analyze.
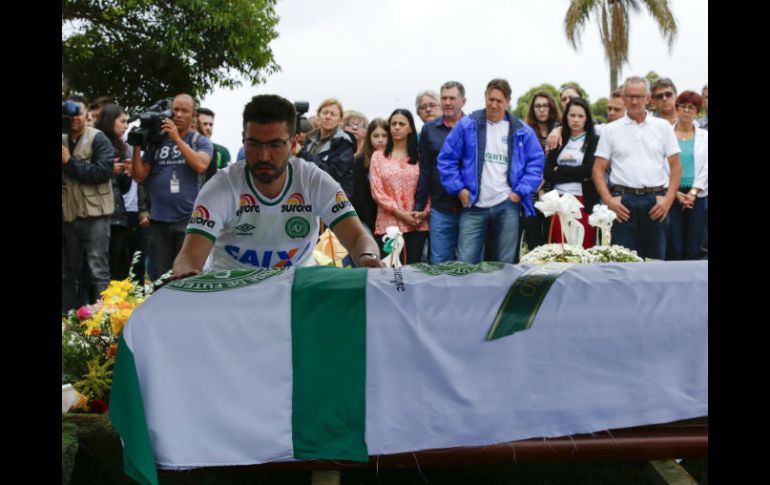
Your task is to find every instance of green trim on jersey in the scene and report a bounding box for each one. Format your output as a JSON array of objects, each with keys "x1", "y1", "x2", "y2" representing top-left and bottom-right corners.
[
  {"x1": 186, "y1": 228, "x2": 216, "y2": 243},
  {"x1": 246, "y1": 162, "x2": 294, "y2": 206},
  {"x1": 328, "y1": 210, "x2": 358, "y2": 230}
]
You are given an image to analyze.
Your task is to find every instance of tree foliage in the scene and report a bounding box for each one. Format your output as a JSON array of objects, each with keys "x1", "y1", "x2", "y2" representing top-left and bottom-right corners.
[
  {"x1": 564, "y1": 0, "x2": 677, "y2": 92},
  {"x1": 62, "y1": 0, "x2": 280, "y2": 110}
]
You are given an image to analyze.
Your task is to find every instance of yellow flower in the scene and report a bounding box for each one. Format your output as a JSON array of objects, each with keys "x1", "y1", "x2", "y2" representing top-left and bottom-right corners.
[{"x1": 109, "y1": 309, "x2": 132, "y2": 336}]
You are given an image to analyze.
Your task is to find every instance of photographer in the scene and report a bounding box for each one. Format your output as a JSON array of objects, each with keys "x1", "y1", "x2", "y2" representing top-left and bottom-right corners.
[
  {"x1": 61, "y1": 95, "x2": 116, "y2": 314},
  {"x1": 131, "y1": 93, "x2": 213, "y2": 278}
]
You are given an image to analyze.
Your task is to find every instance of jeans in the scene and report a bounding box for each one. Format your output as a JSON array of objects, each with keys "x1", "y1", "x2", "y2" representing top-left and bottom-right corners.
[
  {"x1": 429, "y1": 208, "x2": 460, "y2": 264},
  {"x1": 610, "y1": 191, "x2": 667, "y2": 260},
  {"x1": 62, "y1": 216, "x2": 111, "y2": 313},
  {"x1": 149, "y1": 220, "x2": 188, "y2": 278},
  {"x1": 666, "y1": 196, "x2": 707, "y2": 260},
  {"x1": 457, "y1": 198, "x2": 520, "y2": 264}
]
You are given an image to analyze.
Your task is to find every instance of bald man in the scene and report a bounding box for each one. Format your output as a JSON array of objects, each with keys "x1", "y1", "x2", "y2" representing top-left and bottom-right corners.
[{"x1": 131, "y1": 93, "x2": 214, "y2": 277}]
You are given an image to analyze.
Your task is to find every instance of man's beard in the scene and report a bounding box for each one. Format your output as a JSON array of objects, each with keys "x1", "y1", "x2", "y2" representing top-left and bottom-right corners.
[{"x1": 249, "y1": 159, "x2": 288, "y2": 184}]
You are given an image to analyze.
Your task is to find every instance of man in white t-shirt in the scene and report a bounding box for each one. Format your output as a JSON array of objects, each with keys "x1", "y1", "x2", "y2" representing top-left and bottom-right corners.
[
  {"x1": 437, "y1": 79, "x2": 544, "y2": 263},
  {"x1": 592, "y1": 76, "x2": 682, "y2": 260},
  {"x1": 172, "y1": 94, "x2": 382, "y2": 278}
]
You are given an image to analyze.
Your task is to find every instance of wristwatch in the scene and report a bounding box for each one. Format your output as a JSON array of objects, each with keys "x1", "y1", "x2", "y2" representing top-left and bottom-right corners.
[
  {"x1": 688, "y1": 189, "x2": 698, "y2": 197},
  {"x1": 357, "y1": 251, "x2": 378, "y2": 262}
]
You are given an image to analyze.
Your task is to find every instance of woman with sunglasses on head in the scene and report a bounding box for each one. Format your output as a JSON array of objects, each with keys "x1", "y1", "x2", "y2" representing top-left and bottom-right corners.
[
  {"x1": 666, "y1": 91, "x2": 708, "y2": 260},
  {"x1": 543, "y1": 97, "x2": 600, "y2": 248},
  {"x1": 94, "y1": 103, "x2": 134, "y2": 280},
  {"x1": 369, "y1": 109, "x2": 429, "y2": 264},
  {"x1": 351, "y1": 118, "x2": 389, "y2": 236}
]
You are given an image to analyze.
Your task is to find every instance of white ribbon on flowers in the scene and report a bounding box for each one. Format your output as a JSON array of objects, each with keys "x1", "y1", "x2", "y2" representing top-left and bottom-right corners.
[
  {"x1": 62, "y1": 384, "x2": 80, "y2": 413},
  {"x1": 381, "y1": 226, "x2": 405, "y2": 268},
  {"x1": 534, "y1": 190, "x2": 585, "y2": 247},
  {"x1": 588, "y1": 204, "x2": 617, "y2": 247}
]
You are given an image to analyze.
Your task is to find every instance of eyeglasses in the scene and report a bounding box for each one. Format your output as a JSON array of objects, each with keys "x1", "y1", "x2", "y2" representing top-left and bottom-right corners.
[
  {"x1": 345, "y1": 123, "x2": 363, "y2": 130},
  {"x1": 418, "y1": 103, "x2": 438, "y2": 111},
  {"x1": 653, "y1": 91, "x2": 675, "y2": 100},
  {"x1": 245, "y1": 137, "x2": 291, "y2": 151},
  {"x1": 676, "y1": 104, "x2": 698, "y2": 112},
  {"x1": 560, "y1": 96, "x2": 572, "y2": 102},
  {"x1": 533, "y1": 104, "x2": 550, "y2": 110}
]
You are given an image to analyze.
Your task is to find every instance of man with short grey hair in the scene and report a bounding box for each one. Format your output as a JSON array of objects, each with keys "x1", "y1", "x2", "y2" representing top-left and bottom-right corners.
[
  {"x1": 592, "y1": 76, "x2": 682, "y2": 260},
  {"x1": 415, "y1": 90, "x2": 442, "y2": 123}
]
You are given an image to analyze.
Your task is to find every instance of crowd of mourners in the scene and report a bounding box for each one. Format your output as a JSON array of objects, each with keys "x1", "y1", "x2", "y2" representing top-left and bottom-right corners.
[{"x1": 62, "y1": 75, "x2": 708, "y2": 314}]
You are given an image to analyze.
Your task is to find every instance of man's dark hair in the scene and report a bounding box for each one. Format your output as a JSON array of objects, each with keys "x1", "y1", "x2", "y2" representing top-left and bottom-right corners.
[
  {"x1": 243, "y1": 95, "x2": 296, "y2": 134},
  {"x1": 89, "y1": 96, "x2": 113, "y2": 111},
  {"x1": 67, "y1": 94, "x2": 88, "y2": 107},
  {"x1": 485, "y1": 79, "x2": 512, "y2": 100},
  {"x1": 197, "y1": 107, "x2": 215, "y2": 118},
  {"x1": 651, "y1": 77, "x2": 677, "y2": 94},
  {"x1": 610, "y1": 88, "x2": 624, "y2": 99}
]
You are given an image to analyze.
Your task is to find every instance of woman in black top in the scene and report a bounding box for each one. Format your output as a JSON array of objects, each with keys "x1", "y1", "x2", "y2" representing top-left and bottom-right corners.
[{"x1": 543, "y1": 97, "x2": 600, "y2": 248}]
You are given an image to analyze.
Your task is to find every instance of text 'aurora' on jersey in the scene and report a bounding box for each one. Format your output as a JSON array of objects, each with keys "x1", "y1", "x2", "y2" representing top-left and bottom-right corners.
[
  {"x1": 331, "y1": 191, "x2": 352, "y2": 213},
  {"x1": 189, "y1": 205, "x2": 216, "y2": 228},
  {"x1": 281, "y1": 193, "x2": 313, "y2": 213},
  {"x1": 236, "y1": 194, "x2": 260, "y2": 216}
]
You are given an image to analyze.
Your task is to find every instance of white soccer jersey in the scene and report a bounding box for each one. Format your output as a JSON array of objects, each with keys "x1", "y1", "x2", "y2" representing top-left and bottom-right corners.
[{"x1": 186, "y1": 157, "x2": 357, "y2": 270}]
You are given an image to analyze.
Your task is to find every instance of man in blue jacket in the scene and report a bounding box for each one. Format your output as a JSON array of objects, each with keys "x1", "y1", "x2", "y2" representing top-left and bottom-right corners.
[{"x1": 437, "y1": 79, "x2": 544, "y2": 264}]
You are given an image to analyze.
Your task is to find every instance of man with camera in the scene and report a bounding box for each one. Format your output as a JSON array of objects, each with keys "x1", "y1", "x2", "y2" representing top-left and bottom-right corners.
[
  {"x1": 62, "y1": 95, "x2": 116, "y2": 313},
  {"x1": 131, "y1": 93, "x2": 214, "y2": 278}
]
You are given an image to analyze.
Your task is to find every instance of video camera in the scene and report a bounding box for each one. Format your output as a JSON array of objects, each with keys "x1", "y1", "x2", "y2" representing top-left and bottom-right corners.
[
  {"x1": 62, "y1": 100, "x2": 80, "y2": 135},
  {"x1": 294, "y1": 101, "x2": 309, "y2": 134},
  {"x1": 127, "y1": 98, "x2": 173, "y2": 148}
]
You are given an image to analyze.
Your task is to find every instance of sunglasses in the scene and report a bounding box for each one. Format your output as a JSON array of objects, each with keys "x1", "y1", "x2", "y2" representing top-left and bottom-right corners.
[{"x1": 653, "y1": 91, "x2": 675, "y2": 100}]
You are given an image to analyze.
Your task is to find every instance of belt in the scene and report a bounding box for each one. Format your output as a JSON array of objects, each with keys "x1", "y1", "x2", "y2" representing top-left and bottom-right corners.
[{"x1": 611, "y1": 185, "x2": 665, "y2": 195}]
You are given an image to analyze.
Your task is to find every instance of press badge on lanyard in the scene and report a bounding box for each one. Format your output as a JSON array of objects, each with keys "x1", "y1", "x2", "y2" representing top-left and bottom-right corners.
[{"x1": 170, "y1": 170, "x2": 180, "y2": 193}]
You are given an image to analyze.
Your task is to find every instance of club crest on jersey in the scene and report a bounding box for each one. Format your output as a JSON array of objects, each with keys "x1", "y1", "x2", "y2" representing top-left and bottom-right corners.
[
  {"x1": 331, "y1": 190, "x2": 352, "y2": 213},
  {"x1": 285, "y1": 217, "x2": 310, "y2": 238},
  {"x1": 281, "y1": 192, "x2": 312, "y2": 213},
  {"x1": 189, "y1": 205, "x2": 215, "y2": 228},
  {"x1": 236, "y1": 194, "x2": 260, "y2": 216}
]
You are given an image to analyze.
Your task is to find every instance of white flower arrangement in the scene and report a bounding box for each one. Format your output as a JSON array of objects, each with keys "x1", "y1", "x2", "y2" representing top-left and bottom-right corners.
[{"x1": 520, "y1": 243, "x2": 642, "y2": 264}]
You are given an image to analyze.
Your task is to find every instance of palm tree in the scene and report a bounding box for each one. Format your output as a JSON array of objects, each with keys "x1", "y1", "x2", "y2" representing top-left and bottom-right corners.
[{"x1": 564, "y1": 0, "x2": 678, "y2": 92}]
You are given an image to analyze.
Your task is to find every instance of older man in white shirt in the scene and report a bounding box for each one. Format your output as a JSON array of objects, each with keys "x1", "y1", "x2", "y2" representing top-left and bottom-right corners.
[{"x1": 592, "y1": 76, "x2": 682, "y2": 260}]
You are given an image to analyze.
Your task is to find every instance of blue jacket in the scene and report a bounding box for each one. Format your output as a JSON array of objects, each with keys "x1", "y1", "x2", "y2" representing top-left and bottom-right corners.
[{"x1": 437, "y1": 109, "x2": 544, "y2": 217}]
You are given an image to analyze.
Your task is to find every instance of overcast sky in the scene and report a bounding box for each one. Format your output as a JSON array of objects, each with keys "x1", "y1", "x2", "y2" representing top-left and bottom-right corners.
[{"x1": 199, "y1": 0, "x2": 708, "y2": 156}]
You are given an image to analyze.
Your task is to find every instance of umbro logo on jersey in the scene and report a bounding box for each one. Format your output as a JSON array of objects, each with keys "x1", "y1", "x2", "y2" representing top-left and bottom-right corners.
[
  {"x1": 189, "y1": 205, "x2": 216, "y2": 228},
  {"x1": 281, "y1": 192, "x2": 312, "y2": 213},
  {"x1": 235, "y1": 223, "x2": 256, "y2": 235}
]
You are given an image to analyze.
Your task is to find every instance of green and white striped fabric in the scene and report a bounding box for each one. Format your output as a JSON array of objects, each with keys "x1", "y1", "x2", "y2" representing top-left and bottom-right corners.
[{"x1": 110, "y1": 261, "x2": 708, "y2": 485}]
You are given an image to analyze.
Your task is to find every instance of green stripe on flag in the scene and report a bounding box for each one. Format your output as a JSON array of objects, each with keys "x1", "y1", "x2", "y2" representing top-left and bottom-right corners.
[
  {"x1": 485, "y1": 263, "x2": 573, "y2": 341},
  {"x1": 291, "y1": 266, "x2": 369, "y2": 461},
  {"x1": 109, "y1": 333, "x2": 158, "y2": 485}
]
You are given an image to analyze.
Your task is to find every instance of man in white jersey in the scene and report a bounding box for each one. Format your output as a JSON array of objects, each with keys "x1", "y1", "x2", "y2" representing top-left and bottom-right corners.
[
  {"x1": 592, "y1": 76, "x2": 682, "y2": 260},
  {"x1": 172, "y1": 95, "x2": 382, "y2": 278},
  {"x1": 437, "y1": 79, "x2": 544, "y2": 264}
]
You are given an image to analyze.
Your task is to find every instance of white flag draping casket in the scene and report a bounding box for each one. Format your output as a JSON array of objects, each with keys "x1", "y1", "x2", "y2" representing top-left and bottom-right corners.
[{"x1": 109, "y1": 261, "x2": 708, "y2": 485}]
